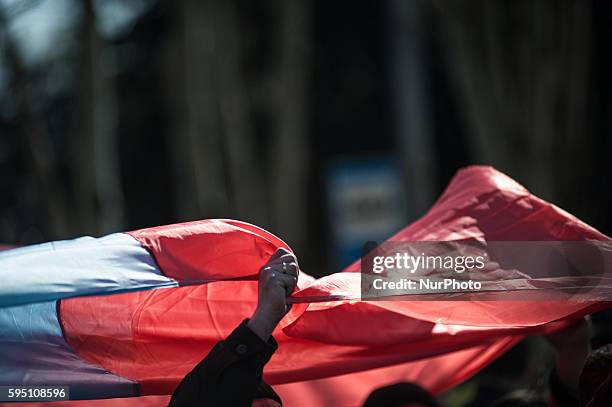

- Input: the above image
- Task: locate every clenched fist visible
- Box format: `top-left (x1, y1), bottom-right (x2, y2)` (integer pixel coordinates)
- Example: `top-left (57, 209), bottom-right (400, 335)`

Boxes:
top-left (247, 248), bottom-right (299, 340)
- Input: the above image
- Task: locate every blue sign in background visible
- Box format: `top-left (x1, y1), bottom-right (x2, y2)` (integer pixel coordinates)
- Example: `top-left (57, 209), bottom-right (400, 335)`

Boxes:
top-left (326, 156), bottom-right (408, 270)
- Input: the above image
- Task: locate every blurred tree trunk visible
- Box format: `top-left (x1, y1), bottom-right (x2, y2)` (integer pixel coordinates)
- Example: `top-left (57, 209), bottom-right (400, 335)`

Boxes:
top-left (389, 0), bottom-right (438, 218)
top-left (162, 0), bottom-right (231, 220)
top-left (90, 34), bottom-right (125, 233)
top-left (433, 0), bottom-right (591, 202)
top-left (162, 0), bottom-right (268, 224)
top-left (212, 0), bottom-right (268, 226)
top-left (72, 0), bottom-right (124, 234)
top-left (270, 0), bottom-right (311, 253)
top-left (0, 8), bottom-right (70, 240)
top-left (160, 0), bottom-right (312, 252)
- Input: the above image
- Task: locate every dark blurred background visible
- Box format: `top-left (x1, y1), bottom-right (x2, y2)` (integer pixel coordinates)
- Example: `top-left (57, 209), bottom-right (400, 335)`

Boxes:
top-left (1, 0), bottom-right (611, 276)
top-left (1, 1), bottom-right (612, 405)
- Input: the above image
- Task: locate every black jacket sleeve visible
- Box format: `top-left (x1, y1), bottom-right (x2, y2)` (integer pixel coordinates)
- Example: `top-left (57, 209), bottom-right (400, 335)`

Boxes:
top-left (168, 319), bottom-right (280, 407)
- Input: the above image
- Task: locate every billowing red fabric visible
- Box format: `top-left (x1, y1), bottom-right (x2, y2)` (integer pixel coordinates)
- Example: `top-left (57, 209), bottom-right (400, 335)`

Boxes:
top-left (127, 219), bottom-right (292, 282)
top-left (54, 166), bottom-right (611, 405)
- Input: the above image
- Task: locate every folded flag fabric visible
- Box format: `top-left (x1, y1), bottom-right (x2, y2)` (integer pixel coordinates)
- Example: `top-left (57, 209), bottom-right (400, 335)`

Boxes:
top-left (0, 166), bottom-right (610, 403)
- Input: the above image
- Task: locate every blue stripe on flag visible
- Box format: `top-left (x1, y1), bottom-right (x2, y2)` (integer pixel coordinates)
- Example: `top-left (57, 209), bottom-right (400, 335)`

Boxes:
top-left (0, 301), bottom-right (139, 399)
top-left (0, 233), bottom-right (177, 308)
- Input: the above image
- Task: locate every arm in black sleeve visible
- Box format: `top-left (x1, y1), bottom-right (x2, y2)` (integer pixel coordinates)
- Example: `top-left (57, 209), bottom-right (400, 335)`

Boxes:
top-left (168, 319), bottom-right (279, 407)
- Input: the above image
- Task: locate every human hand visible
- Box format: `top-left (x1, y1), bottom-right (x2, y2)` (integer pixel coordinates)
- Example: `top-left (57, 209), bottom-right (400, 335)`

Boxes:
top-left (247, 248), bottom-right (299, 340)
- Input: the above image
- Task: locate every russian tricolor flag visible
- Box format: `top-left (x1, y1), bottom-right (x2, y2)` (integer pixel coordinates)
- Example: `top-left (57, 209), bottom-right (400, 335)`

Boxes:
top-left (1, 166), bottom-right (610, 404)
top-left (0, 219), bottom-right (289, 399)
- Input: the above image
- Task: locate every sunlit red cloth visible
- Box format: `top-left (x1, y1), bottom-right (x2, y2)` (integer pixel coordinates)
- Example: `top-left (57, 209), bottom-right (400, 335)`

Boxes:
top-left (1, 166), bottom-right (610, 406)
